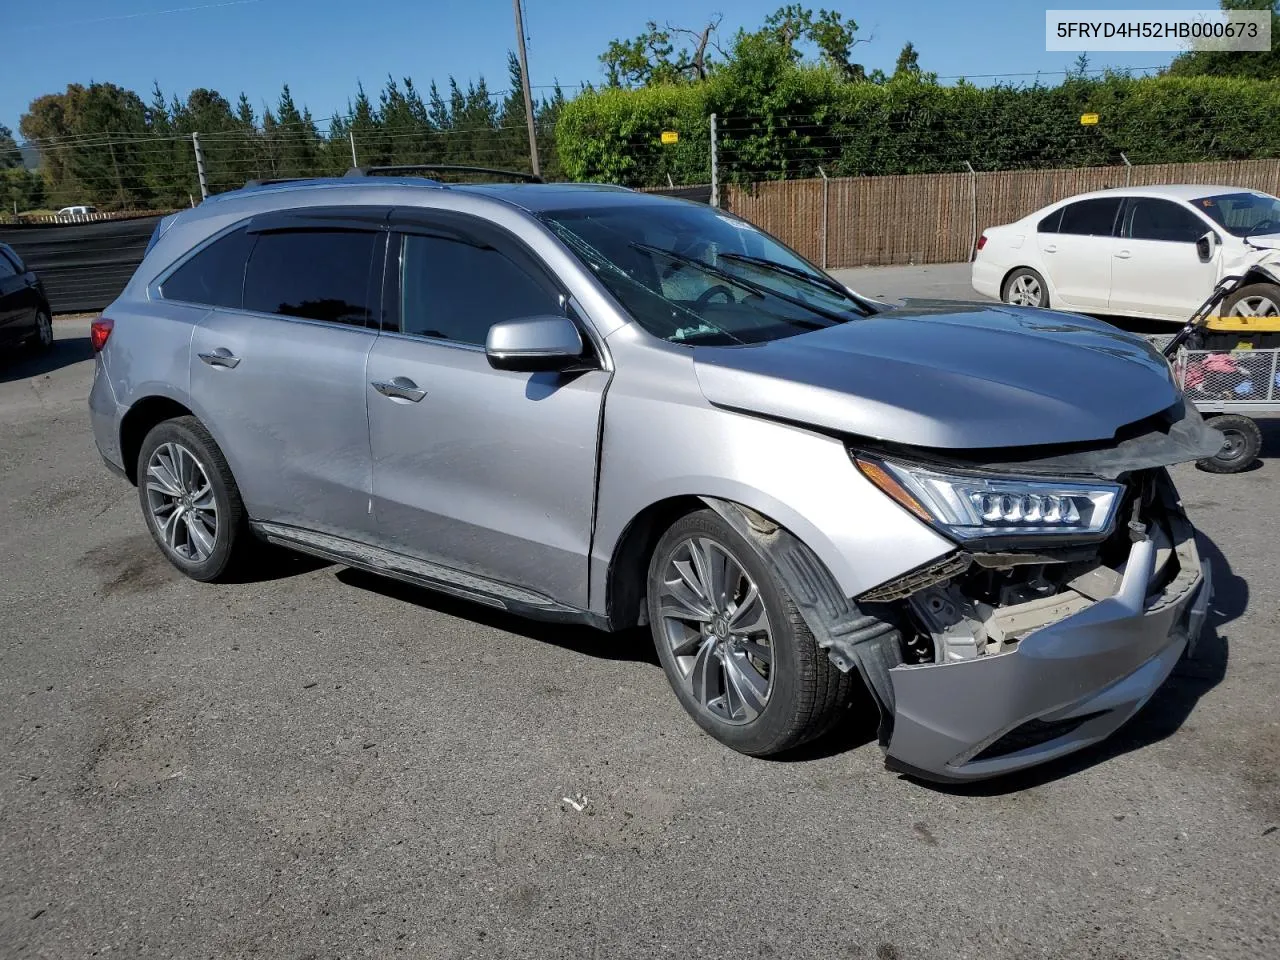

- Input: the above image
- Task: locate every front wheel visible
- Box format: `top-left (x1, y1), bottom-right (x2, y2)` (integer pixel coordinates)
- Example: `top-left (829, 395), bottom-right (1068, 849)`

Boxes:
top-left (30, 309), bottom-right (53, 352)
top-left (1196, 414), bottom-right (1262, 474)
top-left (1221, 281), bottom-right (1280, 321)
top-left (1002, 267), bottom-right (1049, 308)
top-left (646, 509), bottom-right (852, 757)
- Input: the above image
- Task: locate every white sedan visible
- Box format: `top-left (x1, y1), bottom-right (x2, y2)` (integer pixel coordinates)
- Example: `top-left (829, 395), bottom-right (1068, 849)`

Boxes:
top-left (972, 184), bottom-right (1280, 323)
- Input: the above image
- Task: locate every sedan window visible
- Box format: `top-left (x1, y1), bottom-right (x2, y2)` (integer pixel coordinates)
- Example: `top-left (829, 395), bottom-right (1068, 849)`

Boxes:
top-left (1125, 198), bottom-right (1207, 243)
top-left (1057, 198), bottom-right (1122, 237)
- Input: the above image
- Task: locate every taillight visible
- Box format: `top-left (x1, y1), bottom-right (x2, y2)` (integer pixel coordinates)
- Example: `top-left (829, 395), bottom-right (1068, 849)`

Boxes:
top-left (90, 317), bottom-right (114, 352)
top-left (976, 233), bottom-right (988, 251)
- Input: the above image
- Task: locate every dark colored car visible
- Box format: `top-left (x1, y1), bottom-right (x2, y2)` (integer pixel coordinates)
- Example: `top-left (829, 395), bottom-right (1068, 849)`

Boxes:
top-left (0, 242), bottom-right (53, 353)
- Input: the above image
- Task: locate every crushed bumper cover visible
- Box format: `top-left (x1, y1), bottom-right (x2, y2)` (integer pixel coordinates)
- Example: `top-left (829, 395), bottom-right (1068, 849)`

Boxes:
top-left (884, 509), bottom-right (1210, 782)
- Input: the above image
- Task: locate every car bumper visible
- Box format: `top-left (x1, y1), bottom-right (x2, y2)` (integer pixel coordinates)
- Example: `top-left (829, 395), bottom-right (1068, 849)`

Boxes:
top-left (971, 258), bottom-right (1003, 301)
top-left (88, 358), bottom-right (125, 474)
top-left (883, 500), bottom-right (1211, 782)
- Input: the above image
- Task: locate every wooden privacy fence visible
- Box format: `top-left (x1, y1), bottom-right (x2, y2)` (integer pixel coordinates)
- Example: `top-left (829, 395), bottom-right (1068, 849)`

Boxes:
top-left (724, 158), bottom-right (1280, 269)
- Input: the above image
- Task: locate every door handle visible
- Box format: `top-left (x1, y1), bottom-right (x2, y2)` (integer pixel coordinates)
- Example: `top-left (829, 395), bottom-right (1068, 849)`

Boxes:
top-left (1043, 244), bottom-right (1057, 253)
top-left (372, 377), bottom-right (426, 402)
top-left (198, 348), bottom-right (240, 368)
top-left (1115, 250), bottom-right (1132, 259)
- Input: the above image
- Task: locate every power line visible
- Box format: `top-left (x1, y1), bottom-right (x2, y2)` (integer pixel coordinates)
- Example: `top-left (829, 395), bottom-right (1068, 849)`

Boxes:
top-left (11, 0), bottom-right (266, 32)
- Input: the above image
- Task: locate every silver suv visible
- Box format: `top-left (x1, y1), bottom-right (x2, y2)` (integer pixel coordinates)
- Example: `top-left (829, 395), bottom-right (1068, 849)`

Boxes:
top-left (89, 171), bottom-right (1217, 781)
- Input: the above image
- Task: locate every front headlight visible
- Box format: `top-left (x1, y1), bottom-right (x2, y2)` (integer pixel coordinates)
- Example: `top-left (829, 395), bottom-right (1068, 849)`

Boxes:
top-left (854, 456), bottom-right (1122, 541)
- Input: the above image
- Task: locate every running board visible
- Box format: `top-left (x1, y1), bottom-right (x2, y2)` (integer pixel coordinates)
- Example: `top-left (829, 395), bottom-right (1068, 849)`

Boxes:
top-left (252, 522), bottom-right (602, 626)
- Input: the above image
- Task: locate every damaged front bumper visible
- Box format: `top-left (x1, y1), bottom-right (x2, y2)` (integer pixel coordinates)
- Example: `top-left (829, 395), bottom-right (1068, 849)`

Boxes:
top-left (882, 482), bottom-right (1211, 782)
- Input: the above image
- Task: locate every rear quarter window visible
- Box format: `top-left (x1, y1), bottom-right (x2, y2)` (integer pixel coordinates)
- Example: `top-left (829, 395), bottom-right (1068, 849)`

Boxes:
top-left (160, 226), bottom-right (255, 308)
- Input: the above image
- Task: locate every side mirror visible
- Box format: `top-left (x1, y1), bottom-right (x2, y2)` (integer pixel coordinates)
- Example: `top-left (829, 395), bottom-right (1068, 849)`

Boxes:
top-left (485, 315), bottom-right (588, 372)
top-left (1196, 231), bottom-right (1219, 263)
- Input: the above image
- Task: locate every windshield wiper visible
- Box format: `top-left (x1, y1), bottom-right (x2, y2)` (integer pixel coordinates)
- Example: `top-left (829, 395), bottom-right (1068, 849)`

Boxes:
top-left (715, 252), bottom-right (863, 305)
top-left (631, 242), bottom-right (857, 327)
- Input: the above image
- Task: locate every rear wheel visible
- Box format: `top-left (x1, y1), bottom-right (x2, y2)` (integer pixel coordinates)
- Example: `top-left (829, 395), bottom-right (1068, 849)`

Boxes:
top-left (136, 416), bottom-right (251, 581)
top-left (1197, 414), bottom-right (1262, 474)
top-left (29, 309), bottom-right (53, 352)
top-left (646, 509), bottom-right (851, 757)
top-left (1002, 267), bottom-right (1049, 308)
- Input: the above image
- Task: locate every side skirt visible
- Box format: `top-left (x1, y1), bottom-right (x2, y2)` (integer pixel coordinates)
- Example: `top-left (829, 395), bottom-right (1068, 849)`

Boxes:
top-left (252, 521), bottom-right (611, 630)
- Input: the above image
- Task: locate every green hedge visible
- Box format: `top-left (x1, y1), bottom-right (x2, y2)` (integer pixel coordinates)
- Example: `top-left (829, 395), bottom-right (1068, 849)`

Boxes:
top-left (556, 71), bottom-right (1280, 185)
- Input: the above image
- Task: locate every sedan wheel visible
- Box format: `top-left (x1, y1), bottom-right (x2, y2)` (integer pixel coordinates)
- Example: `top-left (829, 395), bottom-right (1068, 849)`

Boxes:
top-left (1229, 295), bottom-right (1280, 318)
top-left (1001, 268), bottom-right (1049, 309)
top-left (33, 310), bottom-right (53, 351)
top-left (145, 441), bottom-right (219, 563)
top-left (656, 536), bottom-right (775, 725)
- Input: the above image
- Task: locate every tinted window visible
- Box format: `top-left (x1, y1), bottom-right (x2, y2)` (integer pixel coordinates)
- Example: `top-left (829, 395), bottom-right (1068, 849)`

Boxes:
top-left (1038, 209), bottom-right (1063, 233)
top-left (399, 233), bottom-right (560, 344)
top-left (2, 247), bottom-right (26, 273)
top-left (1126, 198), bottom-right (1207, 243)
top-left (243, 229), bottom-right (379, 326)
top-left (0, 253), bottom-right (16, 279)
top-left (1058, 198), bottom-right (1121, 237)
top-left (161, 226), bottom-right (255, 307)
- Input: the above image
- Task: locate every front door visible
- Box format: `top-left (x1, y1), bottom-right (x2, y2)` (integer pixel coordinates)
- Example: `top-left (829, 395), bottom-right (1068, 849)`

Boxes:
top-left (366, 216), bottom-right (607, 609)
top-left (1108, 197), bottom-right (1219, 321)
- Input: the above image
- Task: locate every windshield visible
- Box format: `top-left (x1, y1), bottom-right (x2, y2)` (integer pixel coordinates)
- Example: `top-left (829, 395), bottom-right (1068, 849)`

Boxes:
top-left (539, 202), bottom-right (872, 345)
top-left (1194, 191), bottom-right (1280, 237)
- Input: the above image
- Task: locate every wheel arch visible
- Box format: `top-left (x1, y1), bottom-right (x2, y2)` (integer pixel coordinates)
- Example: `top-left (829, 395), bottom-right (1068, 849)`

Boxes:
top-left (119, 395), bottom-right (195, 484)
top-left (1000, 264), bottom-right (1050, 304)
top-left (603, 495), bottom-right (706, 630)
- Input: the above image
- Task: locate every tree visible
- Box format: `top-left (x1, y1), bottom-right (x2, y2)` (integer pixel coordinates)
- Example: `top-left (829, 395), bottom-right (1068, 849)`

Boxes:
top-left (600, 16), bottom-right (724, 87)
top-left (1167, 0), bottom-right (1280, 78)
top-left (1, 124), bottom-right (24, 170)
top-left (893, 42), bottom-right (920, 78)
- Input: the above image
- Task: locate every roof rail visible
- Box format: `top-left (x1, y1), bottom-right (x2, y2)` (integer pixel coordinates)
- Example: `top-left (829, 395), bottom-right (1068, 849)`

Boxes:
top-left (243, 177), bottom-right (328, 188)
top-left (344, 164), bottom-right (543, 184)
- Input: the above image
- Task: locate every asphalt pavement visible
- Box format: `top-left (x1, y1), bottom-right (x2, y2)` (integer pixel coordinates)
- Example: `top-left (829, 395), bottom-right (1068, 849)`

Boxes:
top-left (1, 311), bottom-right (1277, 960)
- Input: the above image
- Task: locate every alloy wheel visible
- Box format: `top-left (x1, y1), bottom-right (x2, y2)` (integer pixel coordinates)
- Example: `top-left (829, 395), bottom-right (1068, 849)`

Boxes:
top-left (1229, 295), bottom-right (1280, 318)
top-left (36, 311), bottom-right (53, 347)
top-left (1006, 275), bottom-right (1042, 307)
top-left (144, 442), bottom-right (219, 562)
top-left (656, 537), bottom-right (775, 725)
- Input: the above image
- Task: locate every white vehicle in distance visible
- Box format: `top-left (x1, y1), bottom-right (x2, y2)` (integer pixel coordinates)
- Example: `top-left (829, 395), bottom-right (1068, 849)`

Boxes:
top-left (972, 185), bottom-right (1280, 323)
top-left (55, 205), bottom-right (97, 220)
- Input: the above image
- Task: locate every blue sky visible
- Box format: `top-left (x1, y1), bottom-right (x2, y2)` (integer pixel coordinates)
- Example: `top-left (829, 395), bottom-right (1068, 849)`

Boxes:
top-left (3, 0), bottom-right (1208, 138)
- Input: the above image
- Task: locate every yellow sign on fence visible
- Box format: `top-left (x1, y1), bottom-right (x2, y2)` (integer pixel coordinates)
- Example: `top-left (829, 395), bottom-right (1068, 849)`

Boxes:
top-left (660, 130), bottom-right (679, 144)
top-left (1080, 113), bottom-right (1099, 126)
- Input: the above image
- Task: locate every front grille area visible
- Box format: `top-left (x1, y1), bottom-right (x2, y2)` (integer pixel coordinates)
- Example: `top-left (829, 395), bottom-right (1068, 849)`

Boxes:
top-left (971, 711), bottom-right (1108, 761)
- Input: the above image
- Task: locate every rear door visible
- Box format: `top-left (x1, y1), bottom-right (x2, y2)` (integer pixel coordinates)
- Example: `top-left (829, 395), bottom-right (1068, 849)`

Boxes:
top-left (364, 210), bottom-right (607, 608)
top-left (180, 211), bottom-right (387, 540)
top-left (0, 248), bottom-right (29, 345)
top-left (1108, 196), bottom-right (1219, 321)
top-left (1035, 197), bottom-right (1122, 310)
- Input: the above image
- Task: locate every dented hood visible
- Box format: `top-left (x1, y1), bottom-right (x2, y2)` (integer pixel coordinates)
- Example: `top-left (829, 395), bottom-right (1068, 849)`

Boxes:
top-left (692, 304), bottom-right (1180, 449)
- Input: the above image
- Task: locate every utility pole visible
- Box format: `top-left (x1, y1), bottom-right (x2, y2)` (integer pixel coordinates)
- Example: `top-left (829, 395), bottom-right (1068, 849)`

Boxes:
top-left (349, 131), bottom-right (359, 169)
top-left (108, 141), bottom-right (127, 209)
top-left (192, 133), bottom-right (209, 200)
top-left (513, 0), bottom-right (541, 179)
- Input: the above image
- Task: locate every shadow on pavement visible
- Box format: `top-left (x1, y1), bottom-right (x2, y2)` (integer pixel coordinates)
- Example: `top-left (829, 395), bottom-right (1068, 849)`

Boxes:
top-left (0, 336), bottom-right (93, 383)
top-left (334, 567), bottom-right (661, 666)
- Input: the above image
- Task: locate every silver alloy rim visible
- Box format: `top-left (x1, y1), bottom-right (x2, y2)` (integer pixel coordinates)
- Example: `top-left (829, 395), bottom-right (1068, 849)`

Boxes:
top-left (1230, 295), bottom-right (1280, 318)
top-left (37, 311), bottom-right (52, 346)
top-left (657, 537), bottom-right (774, 725)
top-left (1006, 275), bottom-right (1042, 307)
top-left (145, 442), bottom-right (218, 562)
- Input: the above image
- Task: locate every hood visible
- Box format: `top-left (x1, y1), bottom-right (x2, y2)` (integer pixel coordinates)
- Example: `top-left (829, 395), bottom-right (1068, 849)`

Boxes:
top-left (692, 304), bottom-right (1179, 449)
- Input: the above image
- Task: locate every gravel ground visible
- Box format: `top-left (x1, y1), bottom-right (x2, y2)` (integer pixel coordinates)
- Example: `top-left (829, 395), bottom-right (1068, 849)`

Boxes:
top-left (1, 314), bottom-right (1277, 960)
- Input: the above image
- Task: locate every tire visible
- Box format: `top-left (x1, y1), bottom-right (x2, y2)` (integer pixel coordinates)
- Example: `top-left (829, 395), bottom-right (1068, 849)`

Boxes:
top-left (1221, 281), bottom-right (1280, 321)
top-left (136, 416), bottom-right (251, 581)
top-left (646, 509), bottom-right (852, 757)
top-left (1001, 267), bottom-right (1049, 308)
top-left (1196, 414), bottom-right (1262, 474)
top-left (29, 308), bottom-right (53, 353)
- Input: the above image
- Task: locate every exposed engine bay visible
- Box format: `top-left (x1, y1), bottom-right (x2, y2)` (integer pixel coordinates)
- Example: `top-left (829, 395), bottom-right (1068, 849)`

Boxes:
top-left (880, 468), bottom-right (1194, 666)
